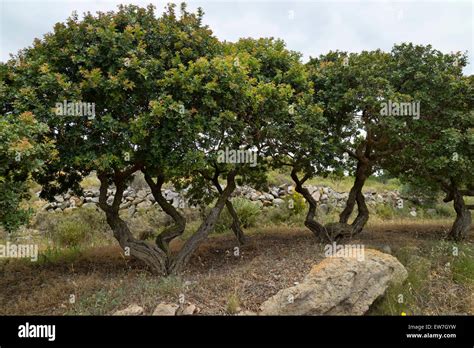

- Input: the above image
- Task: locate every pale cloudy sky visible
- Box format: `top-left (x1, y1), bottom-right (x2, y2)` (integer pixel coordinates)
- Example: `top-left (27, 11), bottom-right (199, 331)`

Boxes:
top-left (1, 0), bottom-right (472, 73)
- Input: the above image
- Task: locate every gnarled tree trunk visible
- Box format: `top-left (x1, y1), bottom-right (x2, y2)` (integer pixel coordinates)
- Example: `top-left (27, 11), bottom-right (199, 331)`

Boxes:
top-left (338, 159), bottom-right (371, 236)
top-left (143, 171), bottom-right (186, 256)
top-left (351, 189), bottom-right (369, 235)
top-left (339, 160), bottom-right (370, 224)
top-left (212, 177), bottom-right (246, 245)
top-left (291, 168), bottom-right (331, 242)
top-left (168, 170), bottom-right (238, 274)
top-left (98, 172), bottom-right (168, 275)
top-left (447, 187), bottom-right (472, 241)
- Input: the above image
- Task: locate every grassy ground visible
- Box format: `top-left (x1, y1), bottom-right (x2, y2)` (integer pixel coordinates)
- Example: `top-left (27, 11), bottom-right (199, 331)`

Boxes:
top-left (0, 221), bottom-right (472, 315)
top-left (3, 172), bottom-right (471, 315)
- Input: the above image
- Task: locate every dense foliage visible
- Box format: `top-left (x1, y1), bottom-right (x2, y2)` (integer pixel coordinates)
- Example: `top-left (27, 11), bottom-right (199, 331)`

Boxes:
top-left (0, 3), bottom-right (472, 274)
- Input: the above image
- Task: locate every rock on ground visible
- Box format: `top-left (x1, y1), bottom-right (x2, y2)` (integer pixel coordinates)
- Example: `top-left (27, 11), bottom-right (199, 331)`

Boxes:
top-left (260, 249), bottom-right (407, 315)
top-left (152, 303), bottom-right (179, 316)
top-left (176, 303), bottom-right (200, 315)
top-left (113, 304), bottom-right (144, 316)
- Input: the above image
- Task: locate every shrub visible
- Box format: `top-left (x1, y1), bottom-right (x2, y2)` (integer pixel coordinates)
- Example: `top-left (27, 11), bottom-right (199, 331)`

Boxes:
top-left (264, 205), bottom-right (287, 224)
top-left (53, 219), bottom-right (88, 247)
top-left (434, 204), bottom-right (455, 218)
top-left (215, 198), bottom-right (261, 233)
top-left (75, 206), bottom-right (110, 234)
top-left (226, 293), bottom-right (241, 314)
top-left (38, 246), bottom-right (83, 265)
top-left (36, 206), bottom-right (110, 247)
top-left (80, 173), bottom-right (100, 189)
top-left (263, 195), bottom-right (307, 227)
top-left (285, 192), bottom-right (306, 216)
top-left (374, 204), bottom-right (395, 220)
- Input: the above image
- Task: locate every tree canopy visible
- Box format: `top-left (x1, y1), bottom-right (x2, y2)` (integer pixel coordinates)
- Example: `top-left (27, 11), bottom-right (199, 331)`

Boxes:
top-left (1, 3), bottom-right (472, 275)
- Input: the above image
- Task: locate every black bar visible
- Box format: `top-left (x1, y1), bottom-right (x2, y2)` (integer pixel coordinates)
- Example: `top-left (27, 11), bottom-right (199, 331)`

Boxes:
top-left (0, 316), bottom-right (472, 346)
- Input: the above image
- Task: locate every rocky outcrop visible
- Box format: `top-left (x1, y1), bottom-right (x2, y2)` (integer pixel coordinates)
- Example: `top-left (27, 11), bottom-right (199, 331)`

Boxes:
top-left (260, 249), bottom-right (407, 315)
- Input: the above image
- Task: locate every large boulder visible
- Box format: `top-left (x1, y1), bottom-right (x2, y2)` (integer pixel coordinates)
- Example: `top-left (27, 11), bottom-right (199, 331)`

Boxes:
top-left (260, 249), bottom-right (407, 315)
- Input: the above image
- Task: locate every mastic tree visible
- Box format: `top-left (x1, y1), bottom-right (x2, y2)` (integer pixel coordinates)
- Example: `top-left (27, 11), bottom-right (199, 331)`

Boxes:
top-left (307, 49), bottom-right (417, 236)
top-left (0, 64), bottom-right (54, 232)
top-left (0, 111), bottom-right (53, 233)
top-left (226, 38), bottom-right (340, 241)
top-left (133, 52), bottom-right (271, 273)
top-left (6, 3), bottom-right (280, 274)
top-left (4, 3), bottom-right (240, 274)
top-left (381, 44), bottom-right (473, 241)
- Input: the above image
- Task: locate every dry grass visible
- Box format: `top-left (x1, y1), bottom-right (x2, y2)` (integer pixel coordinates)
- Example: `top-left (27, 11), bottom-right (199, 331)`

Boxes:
top-left (0, 222), bottom-right (472, 315)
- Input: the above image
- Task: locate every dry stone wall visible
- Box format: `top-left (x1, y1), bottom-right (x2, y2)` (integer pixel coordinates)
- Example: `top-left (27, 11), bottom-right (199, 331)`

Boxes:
top-left (39, 183), bottom-right (404, 217)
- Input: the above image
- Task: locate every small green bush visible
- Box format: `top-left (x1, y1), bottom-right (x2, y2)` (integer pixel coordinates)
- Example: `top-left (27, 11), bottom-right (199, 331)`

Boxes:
top-left (374, 204), bottom-right (395, 220)
top-left (264, 205), bottom-right (288, 224)
top-left (263, 194), bottom-right (307, 226)
top-left (36, 206), bottom-right (110, 247)
top-left (385, 178), bottom-right (402, 190)
top-left (80, 173), bottom-right (100, 189)
top-left (285, 192), bottom-right (306, 216)
top-left (215, 198), bottom-right (261, 233)
top-left (53, 219), bottom-right (88, 247)
top-left (435, 204), bottom-right (455, 218)
top-left (38, 246), bottom-right (82, 265)
top-left (75, 206), bottom-right (109, 234)
top-left (226, 293), bottom-right (241, 314)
